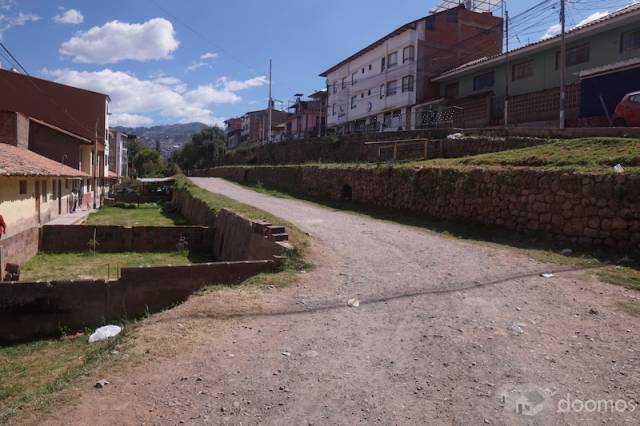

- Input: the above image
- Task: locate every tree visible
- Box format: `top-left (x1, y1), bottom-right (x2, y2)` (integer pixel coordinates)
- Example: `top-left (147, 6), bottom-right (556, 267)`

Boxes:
top-left (172, 126), bottom-right (225, 171)
top-left (128, 139), bottom-right (173, 178)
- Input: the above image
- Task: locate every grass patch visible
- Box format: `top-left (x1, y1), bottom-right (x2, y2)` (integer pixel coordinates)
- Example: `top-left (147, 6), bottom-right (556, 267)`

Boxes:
top-left (0, 325), bottom-right (129, 424)
top-left (618, 300), bottom-right (640, 317)
top-left (176, 175), bottom-right (308, 255)
top-left (21, 251), bottom-right (211, 281)
top-left (85, 203), bottom-right (188, 226)
top-left (598, 266), bottom-right (640, 291)
top-left (408, 137), bottom-right (640, 173)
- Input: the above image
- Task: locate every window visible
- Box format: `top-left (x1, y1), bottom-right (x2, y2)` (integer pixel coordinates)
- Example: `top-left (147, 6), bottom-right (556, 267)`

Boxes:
top-left (386, 80), bottom-right (398, 96)
top-left (380, 83), bottom-right (385, 99)
top-left (388, 52), bottom-right (398, 68)
top-left (42, 180), bottom-right (47, 202)
top-left (402, 75), bottom-right (414, 92)
top-left (445, 82), bottom-right (459, 98)
top-left (332, 82), bottom-right (337, 94)
top-left (52, 180), bottom-right (57, 199)
top-left (473, 71), bottom-right (494, 91)
top-left (65, 179), bottom-right (69, 189)
top-left (19, 180), bottom-right (27, 195)
top-left (369, 64), bottom-right (372, 71)
top-left (367, 89), bottom-right (371, 96)
top-left (332, 103), bottom-right (336, 116)
top-left (556, 44), bottom-right (590, 69)
top-left (341, 77), bottom-right (346, 90)
top-left (426, 16), bottom-right (435, 30)
top-left (512, 60), bottom-right (534, 81)
top-left (361, 92), bottom-right (365, 98)
top-left (403, 46), bottom-right (415, 63)
top-left (381, 57), bottom-right (386, 72)
top-left (621, 29), bottom-right (640, 53)
top-left (352, 72), bottom-right (357, 85)
top-left (362, 67), bottom-right (365, 74)
top-left (447, 9), bottom-right (458, 23)
top-left (351, 96), bottom-right (357, 109)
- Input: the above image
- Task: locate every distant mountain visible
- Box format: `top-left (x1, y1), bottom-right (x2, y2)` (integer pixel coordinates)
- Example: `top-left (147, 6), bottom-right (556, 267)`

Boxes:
top-left (115, 122), bottom-right (208, 158)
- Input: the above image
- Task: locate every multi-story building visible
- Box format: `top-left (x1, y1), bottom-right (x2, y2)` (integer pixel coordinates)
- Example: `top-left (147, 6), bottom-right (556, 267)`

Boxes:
top-left (0, 69), bottom-right (111, 205)
top-left (319, 5), bottom-right (502, 133)
top-left (432, 3), bottom-right (640, 127)
top-left (282, 93), bottom-right (325, 140)
top-left (240, 108), bottom-right (290, 144)
top-left (107, 129), bottom-right (129, 179)
top-left (224, 118), bottom-right (242, 149)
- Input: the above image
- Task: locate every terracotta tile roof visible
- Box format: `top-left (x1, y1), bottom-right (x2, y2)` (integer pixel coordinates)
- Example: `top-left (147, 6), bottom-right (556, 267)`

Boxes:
top-left (434, 3), bottom-right (640, 81)
top-left (0, 143), bottom-right (88, 177)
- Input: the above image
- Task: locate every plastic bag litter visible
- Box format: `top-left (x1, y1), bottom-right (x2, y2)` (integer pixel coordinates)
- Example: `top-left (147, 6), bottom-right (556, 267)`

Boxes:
top-left (89, 325), bottom-right (122, 343)
top-left (613, 164), bottom-right (625, 174)
top-left (347, 298), bottom-right (360, 308)
top-left (540, 273), bottom-right (555, 279)
top-left (447, 132), bottom-right (464, 140)
top-left (561, 248), bottom-right (573, 256)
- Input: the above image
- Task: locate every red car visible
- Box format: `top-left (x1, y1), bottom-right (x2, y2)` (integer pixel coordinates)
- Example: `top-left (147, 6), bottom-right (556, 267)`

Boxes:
top-left (614, 91), bottom-right (640, 127)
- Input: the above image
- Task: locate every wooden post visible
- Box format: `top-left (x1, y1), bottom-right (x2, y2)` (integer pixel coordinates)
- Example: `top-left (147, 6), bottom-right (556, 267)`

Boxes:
top-left (393, 142), bottom-right (398, 162)
top-left (423, 140), bottom-right (428, 160)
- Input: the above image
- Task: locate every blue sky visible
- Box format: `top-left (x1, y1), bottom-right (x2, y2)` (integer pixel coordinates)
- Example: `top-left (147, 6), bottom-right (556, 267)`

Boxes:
top-left (0, 0), bottom-right (634, 127)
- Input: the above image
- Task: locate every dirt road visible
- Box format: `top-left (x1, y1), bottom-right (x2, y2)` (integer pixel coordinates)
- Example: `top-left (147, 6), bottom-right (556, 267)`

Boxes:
top-left (35, 177), bottom-right (639, 425)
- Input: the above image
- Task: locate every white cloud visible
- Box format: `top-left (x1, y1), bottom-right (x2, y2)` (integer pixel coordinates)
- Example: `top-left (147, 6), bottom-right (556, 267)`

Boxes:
top-left (200, 52), bottom-right (218, 60)
top-left (41, 68), bottom-right (262, 126)
top-left (0, 10), bottom-right (39, 40)
top-left (187, 61), bottom-right (207, 72)
top-left (541, 10), bottom-right (612, 40)
top-left (111, 113), bottom-right (153, 127)
top-left (53, 9), bottom-right (83, 25)
top-left (59, 18), bottom-right (179, 64)
top-left (216, 75), bottom-right (268, 91)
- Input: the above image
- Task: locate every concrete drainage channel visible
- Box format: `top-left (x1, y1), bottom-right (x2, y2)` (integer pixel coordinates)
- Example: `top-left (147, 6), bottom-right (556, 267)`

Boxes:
top-left (0, 190), bottom-right (293, 343)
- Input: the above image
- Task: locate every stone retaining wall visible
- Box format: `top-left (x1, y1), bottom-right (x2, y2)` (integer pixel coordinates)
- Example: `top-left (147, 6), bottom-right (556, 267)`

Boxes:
top-left (195, 166), bottom-right (640, 251)
top-left (0, 260), bottom-right (275, 342)
top-left (41, 225), bottom-right (213, 253)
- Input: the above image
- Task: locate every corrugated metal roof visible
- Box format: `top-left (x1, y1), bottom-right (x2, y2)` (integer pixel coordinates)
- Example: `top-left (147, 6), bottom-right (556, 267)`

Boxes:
top-left (0, 144), bottom-right (88, 177)
top-left (434, 3), bottom-right (640, 81)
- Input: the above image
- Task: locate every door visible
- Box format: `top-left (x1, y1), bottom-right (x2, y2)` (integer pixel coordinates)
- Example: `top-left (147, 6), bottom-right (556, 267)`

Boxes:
top-left (58, 179), bottom-right (62, 214)
top-left (35, 180), bottom-right (41, 224)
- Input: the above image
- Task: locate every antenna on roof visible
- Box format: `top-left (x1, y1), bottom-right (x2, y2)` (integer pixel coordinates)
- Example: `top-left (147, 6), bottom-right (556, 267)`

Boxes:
top-left (431, 0), bottom-right (501, 13)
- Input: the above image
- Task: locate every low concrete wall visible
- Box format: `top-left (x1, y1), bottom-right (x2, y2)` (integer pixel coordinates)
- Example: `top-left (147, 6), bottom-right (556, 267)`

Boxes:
top-left (172, 187), bottom-right (291, 261)
top-left (41, 225), bottom-right (213, 253)
top-left (0, 227), bottom-right (40, 276)
top-left (196, 165), bottom-right (640, 252)
top-left (0, 260), bottom-right (275, 342)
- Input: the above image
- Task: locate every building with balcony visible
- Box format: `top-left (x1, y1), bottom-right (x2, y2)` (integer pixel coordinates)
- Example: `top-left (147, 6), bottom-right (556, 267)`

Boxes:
top-left (319, 5), bottom-right (502, 133)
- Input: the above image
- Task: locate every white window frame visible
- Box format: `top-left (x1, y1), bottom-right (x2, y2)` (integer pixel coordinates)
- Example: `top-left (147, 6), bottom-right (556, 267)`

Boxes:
top-left (388, 52), bottom-right (398, 68)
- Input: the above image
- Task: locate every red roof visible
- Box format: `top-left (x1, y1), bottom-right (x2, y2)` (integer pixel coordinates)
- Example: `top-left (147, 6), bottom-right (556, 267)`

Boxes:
top-left (0, 144), bottom-right (88, 177)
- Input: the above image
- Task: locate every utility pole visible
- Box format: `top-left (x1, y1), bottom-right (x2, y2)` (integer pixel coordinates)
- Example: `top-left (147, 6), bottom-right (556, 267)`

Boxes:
top-left (504, 7), bottom-right (510, 128)
top-left (559, 0), bottom-right (566, 129)
top-left (267, 59), bottom-right (273, 144)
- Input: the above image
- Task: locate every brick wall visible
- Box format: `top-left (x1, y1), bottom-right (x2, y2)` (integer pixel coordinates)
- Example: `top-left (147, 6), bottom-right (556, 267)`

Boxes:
top-left (28, 121), bottom-right (83, 168)
top-left (0, 260), bottom-right (276, 342)
top-left (0, 111), bottom-right (28, 149)
top-left (41, 225), bottom-right (214, 253)
top-left (0, 227), bottom-right (40, 276)
top-left (197, 165), bottom-right (640, 252)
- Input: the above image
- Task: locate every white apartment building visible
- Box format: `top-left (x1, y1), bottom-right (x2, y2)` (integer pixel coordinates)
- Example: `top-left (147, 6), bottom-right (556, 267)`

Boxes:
top-left (319, 6), bottom-right (503, 133)
top-left (321, 24), bottom-right (423, 133)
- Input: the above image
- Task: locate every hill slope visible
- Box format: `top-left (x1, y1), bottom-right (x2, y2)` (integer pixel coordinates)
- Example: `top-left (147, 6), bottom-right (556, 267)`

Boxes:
top-left (116, 122), bottom-right (207, 157)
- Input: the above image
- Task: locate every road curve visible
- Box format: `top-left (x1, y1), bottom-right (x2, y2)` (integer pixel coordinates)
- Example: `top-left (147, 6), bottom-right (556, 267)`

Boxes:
top-left (37, 177), bottom-right (640, 426)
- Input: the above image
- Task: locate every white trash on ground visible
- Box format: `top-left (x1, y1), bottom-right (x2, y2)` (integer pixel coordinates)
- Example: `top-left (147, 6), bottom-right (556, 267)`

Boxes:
top-left (561, 248), bottom-right (573, 256)
top-left (613, 164), bottom-right (625, 174)
top-left (507, 324), bottom-right (524, 336)
top-left (89, 325), bottom-right (122, 343)
top-left (540, 273), bottom-right (555, 279)
top-left (347, 298), bottom-right (360, 308)
top-left (447, 132), bottom-right (464, 140)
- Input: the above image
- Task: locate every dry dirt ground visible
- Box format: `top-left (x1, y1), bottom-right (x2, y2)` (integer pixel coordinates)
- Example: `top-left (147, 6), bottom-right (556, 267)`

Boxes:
top-left (23, 177), bottom-right (640, 425)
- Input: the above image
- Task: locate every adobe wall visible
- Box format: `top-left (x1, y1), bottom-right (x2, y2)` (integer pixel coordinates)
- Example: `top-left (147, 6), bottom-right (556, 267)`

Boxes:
top-left (0, 260), bottom-right (275, 342)
top-left (41, 225), bottom-right (213, 253)
top-left (196, 166), bottom-right (640, 252)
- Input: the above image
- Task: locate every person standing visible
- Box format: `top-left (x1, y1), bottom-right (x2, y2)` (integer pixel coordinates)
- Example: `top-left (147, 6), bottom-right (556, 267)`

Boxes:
top-left (0, 213), bottom-right (6, 240)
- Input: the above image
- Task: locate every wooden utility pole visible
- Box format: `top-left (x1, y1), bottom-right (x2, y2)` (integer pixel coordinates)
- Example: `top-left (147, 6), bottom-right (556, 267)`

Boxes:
top-left (559, 0), bottom-right (567, 129)
top-left (267, 59), bottom-right (273, 143)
